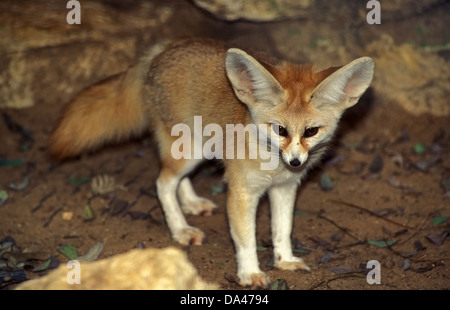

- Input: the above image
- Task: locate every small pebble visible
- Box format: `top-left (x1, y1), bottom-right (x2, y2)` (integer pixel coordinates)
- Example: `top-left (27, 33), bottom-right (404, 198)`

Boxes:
top-left (369, 155), bottom-right (383, 173)
top-left (61, 211), bottom-right (73, 221)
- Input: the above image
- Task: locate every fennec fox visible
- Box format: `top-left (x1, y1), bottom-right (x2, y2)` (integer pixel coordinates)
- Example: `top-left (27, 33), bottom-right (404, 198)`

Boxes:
top-left (50, 38), bottom-right (374, 288)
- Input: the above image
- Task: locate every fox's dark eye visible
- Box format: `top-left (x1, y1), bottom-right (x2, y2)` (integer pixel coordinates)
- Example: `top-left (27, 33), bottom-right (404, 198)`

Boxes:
top-left (304, 127), bottom-right (319, 138)
top-left (271, 124), bottom-right (288, 137)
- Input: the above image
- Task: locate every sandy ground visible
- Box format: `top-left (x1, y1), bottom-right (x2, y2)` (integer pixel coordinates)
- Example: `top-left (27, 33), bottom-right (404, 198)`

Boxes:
top-left (1, 0), bottom-right (449, 290)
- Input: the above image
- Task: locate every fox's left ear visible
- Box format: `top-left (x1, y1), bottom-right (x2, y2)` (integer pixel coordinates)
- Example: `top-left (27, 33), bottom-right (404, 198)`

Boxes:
top-left (225, 48), bottom-right (285, 108)
top-left (311, 57), bottom-right (374, 109)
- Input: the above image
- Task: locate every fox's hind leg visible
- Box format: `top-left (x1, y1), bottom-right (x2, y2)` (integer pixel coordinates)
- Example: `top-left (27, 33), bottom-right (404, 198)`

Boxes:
top-left (178, 177), bottom-right (217, 216)
top-left (154, 120), bottom-right (208, 245)
top-left (156, 158), bottom-right (206, 245)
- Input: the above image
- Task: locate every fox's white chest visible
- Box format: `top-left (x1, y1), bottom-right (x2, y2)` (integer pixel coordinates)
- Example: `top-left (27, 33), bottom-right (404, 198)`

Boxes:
top-left (271, 165), bottom-right (306, 186)
top-left (246, 163), bottom-right (306, 194)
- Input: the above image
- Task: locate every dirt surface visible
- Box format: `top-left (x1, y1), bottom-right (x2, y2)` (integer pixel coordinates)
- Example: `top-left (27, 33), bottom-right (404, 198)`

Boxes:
top-left (1, 0), bottom-right (449, 290)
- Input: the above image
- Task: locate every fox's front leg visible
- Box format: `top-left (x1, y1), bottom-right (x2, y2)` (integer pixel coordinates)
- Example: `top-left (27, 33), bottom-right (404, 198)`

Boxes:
top-left (227, 184), bottom-right (269, 288)
top-left (268, 183), bottom-right (311, 272)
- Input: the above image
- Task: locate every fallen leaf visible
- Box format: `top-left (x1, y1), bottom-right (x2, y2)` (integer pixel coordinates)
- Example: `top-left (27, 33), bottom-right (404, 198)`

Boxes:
top-left (210, 183), bottom-right (227, 195)
top-left (393, 229), bottom-right (408, 237)
top-left (319, 252), bottom-right (332, 264)
top-left (127, 211), bottom-right (149, 220)
top-left (373, 208), bottom-right (396, 217)
top-left (0, 158), bottom-right (25, 167)
top-left (83, 205), bottom-right (95, 221)
top-left (292, 248), bottom-right (309, 254)
top-left (325, 155), bottom-right (347, 167)
top-left (223, 272), bottom-right (239, 285)
top-left (426, 231), bottom-right (449, 246)
top-left (294, 210), bottom-right (308, 216)
top-left (432, 216), bottom-right (447, 225)
top-left (68, 177), bottom-right (91, 185)
top-left (413, 142), bottom-right (426, 155)
top-left (330, 230), bottom-right (345, 242)
top-left (0, 191), bottom-right (8, 207)
top-left (1, 251), bottom-right (49, 263)
top-left (413, 240), bottom-right (426, 251)
top-left (330, 266), bottom-right (355, 274)
top-left (388, 175), bottom-right (420, 195)
top-left (270, 278), bottom-right (289, 290)
top-left (319, 173), bottom-right (333, 191)
top-left (413, 154), bottom-right (441, 171)
top-left (369, 155), bottom-right (383, 173)
top-left (293, 239), bottom-right (314, 253)
top-left (32, 256), bottom-right (60, 272)
top-left (0, 270), bottom-right (27, 284)
top-left (58, 245), bottom-right (78, 260)
top-left (308, 236), bottom-right (330, 248)
top-left (412, 264), bottom-right (435, 273)
top-left (402, 258), bottom-right (411, 271)
top-left (33, 258), bottom-right (51, 272)
top-left (0, 237), bottom-right (16, 250)
top-left (111, 200), bottom-right (132, 216)
top-left (9, 175), bottom-right (29, 191)
top-left (367, 239), bottom-right (397, 248)
top-left (77, 242), bottom-right (103, 262)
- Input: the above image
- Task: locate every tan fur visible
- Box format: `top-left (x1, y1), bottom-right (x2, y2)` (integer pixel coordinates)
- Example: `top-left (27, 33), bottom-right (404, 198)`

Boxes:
top-left (49, 38), bottom-right (374, 288)
top-left (49, 64), bottom-right (147, 159)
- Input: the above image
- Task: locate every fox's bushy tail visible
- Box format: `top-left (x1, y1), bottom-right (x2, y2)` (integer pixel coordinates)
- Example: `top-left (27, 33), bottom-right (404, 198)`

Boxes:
top-left (49, 64), bottom-right (147, 160)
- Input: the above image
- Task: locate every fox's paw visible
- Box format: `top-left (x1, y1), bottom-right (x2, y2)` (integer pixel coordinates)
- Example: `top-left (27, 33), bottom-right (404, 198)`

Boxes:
top-left (181, 198), bottom-right (217, 216)
top-left (275, 257), bottom-right (311, 272)
top-left (238, 272), bottom-right (270, 289)
top-left (173, 227), bottom-right (205, 246)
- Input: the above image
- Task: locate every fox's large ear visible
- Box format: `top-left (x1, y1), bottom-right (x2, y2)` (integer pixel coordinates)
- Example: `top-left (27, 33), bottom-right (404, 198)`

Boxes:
top-left (225, 48), bottom-right (285, 107)
top-left (311, 57), bottom-right (374, 109)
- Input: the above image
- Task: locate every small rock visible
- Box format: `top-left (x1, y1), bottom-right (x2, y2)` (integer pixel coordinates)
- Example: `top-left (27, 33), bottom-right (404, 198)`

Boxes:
top-left (369, 155), bottom-right (383, 173)
top-left (61, 211), bottom-right (73, 221)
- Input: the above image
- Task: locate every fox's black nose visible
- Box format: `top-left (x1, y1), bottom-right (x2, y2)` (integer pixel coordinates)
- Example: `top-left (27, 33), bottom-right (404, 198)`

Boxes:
top-left (289, 158), bottom-right (301, 167)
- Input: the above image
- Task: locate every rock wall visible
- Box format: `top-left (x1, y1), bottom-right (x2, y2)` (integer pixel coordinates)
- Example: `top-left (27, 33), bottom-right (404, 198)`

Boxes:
top-left (192, 0), bottom-right (447, 22)
top-left (1, 0), bottom-right (448, 117)
top-left (0, 1), bottom-right (172, 109)
top-left (367, 35), bottom-right (450, 117)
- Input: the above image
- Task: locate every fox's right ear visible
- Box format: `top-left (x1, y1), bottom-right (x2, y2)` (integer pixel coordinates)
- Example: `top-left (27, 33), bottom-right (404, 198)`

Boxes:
top-left (311, 57), bottom-right (374, 110)
top-left (225, 48), bottom-right (285, 108)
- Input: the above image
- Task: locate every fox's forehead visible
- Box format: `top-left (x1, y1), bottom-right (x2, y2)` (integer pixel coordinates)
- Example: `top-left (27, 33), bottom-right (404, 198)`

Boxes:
top-left (269, 62), bottom-right (340, 107)
top-left (268, 103), bottom-right (309, 129)
top-left (272, 64), bottom-right (318, 104)
top-left (264, 63), bottom-right (339, 128)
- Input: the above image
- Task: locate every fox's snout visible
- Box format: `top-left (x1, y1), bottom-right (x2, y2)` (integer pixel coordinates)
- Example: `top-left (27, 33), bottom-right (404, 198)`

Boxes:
top-left (289, 158), bottom-right (301, 167)
top-left (281, 149), bottom-right (309, 168)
